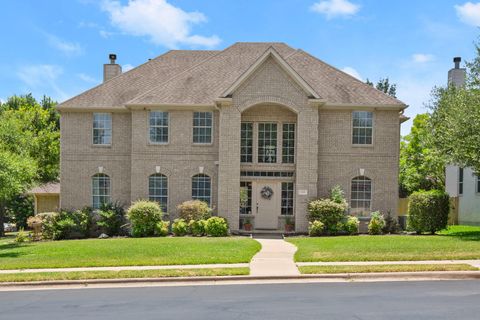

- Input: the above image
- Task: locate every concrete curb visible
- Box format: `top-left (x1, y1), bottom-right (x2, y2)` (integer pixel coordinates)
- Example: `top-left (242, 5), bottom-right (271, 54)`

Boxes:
top-left (1, 271), bottom-right (480, 288)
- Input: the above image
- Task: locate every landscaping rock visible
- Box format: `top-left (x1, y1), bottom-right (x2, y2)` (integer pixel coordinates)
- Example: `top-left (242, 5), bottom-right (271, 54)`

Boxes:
top-left (98, 233), bottom-right (109, 239)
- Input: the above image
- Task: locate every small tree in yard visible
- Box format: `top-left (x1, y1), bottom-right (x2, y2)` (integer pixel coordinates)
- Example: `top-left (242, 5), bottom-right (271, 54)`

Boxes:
top-left (408, 190), bottom-right (450, 234)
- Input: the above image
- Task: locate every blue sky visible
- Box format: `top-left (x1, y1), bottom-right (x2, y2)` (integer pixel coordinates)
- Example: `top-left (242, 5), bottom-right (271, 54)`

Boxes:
top-left (0, 0), bottom-right (479, 135)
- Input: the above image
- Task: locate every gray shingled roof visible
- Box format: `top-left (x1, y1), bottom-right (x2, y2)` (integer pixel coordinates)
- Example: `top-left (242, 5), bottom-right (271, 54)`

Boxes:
top-left (28, 182), bottom-right (60, 194)
top-left (58, 42), bottom-right (405, 109)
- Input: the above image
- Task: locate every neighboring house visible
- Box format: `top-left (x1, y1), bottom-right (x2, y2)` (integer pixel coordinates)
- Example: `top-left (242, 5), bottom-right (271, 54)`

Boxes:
top-left (56, 42), bottom-right (407, 233)
top-left (444, 58), bottom-right (479, 225)
top-left (28, 182), bottom-right (60, 214)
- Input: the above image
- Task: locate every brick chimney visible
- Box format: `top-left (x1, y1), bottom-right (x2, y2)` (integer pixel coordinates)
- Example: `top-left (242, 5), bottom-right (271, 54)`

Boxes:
top-left (103, 53), bottom-right (122, 82)
top-left (448, 57), bottom-right (466, 88)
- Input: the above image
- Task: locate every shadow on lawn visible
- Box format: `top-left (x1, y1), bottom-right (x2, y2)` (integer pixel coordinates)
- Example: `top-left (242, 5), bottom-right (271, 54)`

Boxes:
top-left (0, 242), bottom-right (31, 258)
top-left (438, 229), bottom-right (480, 241)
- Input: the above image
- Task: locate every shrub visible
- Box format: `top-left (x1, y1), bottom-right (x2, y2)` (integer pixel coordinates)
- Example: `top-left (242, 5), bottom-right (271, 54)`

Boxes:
top-left (172, 219), bottom-right (189, 236)
top-left (189, 219), bottom-right (207, 236)
top-left (35, 212), bottom-right (58, 240)
top-left (408, 190), bottom-right (450, 234)
top-left (127, 200), bottom-right (164, 237)
top-left (368, 211), bottom-right (385, 235)
top-left (155, 220), bottom-right (170, 237)
top-left (382, 211), bottom-right (399, 234)
top-left (15, 228), bottom-right (30, 243)
top-left (308, 199), bottom-right (347, 234)
top-left (27, 215), bottom-right (43, 240)
top-left (205, 217), bottom-right (228, 237)
top-left (330, 185), bottom-right (347, 206)
top-left (97, 202), bottom-right (126, 236)
top-left (308, 220), bottom-right (325, 236)
top-left (38, 209), bottom-right (92, 240)
top-left (343, 216), bottom-right (360, 235)
top-left (177, 200), bottom-right (212, 221)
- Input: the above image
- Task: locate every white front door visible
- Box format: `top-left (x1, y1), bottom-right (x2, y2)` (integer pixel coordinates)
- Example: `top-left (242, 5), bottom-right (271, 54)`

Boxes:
top-left (253, 181), bottom-right (280, 229)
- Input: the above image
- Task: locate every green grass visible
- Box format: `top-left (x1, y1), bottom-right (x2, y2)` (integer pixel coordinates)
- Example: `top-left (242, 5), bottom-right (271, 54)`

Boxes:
top-left (299, 264), bottom-right (478, 274)
top-left (0, 268), bottom-right (249, 283)
top-left (288, 225), bottom-right (480, 262)
top-left (0, 237), bottom-right (261, 269)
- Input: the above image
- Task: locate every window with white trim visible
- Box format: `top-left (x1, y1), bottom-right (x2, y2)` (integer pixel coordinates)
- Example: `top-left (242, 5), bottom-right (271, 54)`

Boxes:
top-left (192, 174), bottom-right (211, 206)
top-left (149, 112), bottom-right (169, 143)
top-left (281, 182), bottom-right (294, 215)
top-left (193, 112), bottom-right (212, 144)
top-left (352, 111), bottom-right (373, 145)
top-left (258, 123), bottom-right (277, 163)
top-left (241, 122), bottom-right (253, 163)
top-left (92, 173), bottom-right (110, 209)
top-left (351, 176), bottom-right (372, 211)
top-left (93, 113), bottom-right (112, 145)
top-left (149, 174), bottom-right (168, 212)
top-left (282, 123), bottom-right (295, 163)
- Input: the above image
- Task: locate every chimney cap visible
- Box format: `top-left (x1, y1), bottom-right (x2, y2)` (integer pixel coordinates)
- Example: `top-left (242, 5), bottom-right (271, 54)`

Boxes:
top-left (453, 57), bottom-right (461, 63)
top-left (109, 53), bottom-right (117, 64)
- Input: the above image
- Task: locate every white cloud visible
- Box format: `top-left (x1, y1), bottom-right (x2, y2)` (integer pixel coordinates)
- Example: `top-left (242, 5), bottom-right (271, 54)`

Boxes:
top-left (412, 53), bottom-right (435, 63)
top-left (46, 33), bottom-right (84, 56)
top-left (455, 2), bottom-right (480, 26)
top-left (17, 65), bottom-right (68, 100)
top-left (310, 0), bottom-right (360, 19)
top-left (77, 73), bottom-right (99, 83)
top-left (100, 0), bottom-right (221, 48)
top-left (123, 64), bottom-right (134, 72)
top-left (341, 66), bottom-right (362, 80)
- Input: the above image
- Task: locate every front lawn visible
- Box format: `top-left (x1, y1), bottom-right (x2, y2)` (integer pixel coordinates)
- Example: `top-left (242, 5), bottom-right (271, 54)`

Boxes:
top-left (0, 237), bottom-right (261, 269)
top-left (299, 264), bottom-right (478, 274)
top-left (288, 225), bottom-right (480, 262)
top-left (0, 267), bottom-right (249, 283)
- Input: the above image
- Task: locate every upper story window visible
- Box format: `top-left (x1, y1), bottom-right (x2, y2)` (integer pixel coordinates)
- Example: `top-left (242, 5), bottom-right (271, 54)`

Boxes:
top-left (459, 167), bottom-right (464, 195)
top-left (149, 173), bottom-right (168, 212)
top-left (92, 173), bottom-right (110, 209)
top-left (258, 123), bottom-right (277, 163)
top-left (352, 111), bottom-right (373, 145)
top-left (282, 123), bottom-right (295, 163)
top-left (93, 113), bottom-right (112, 145)
top-left (241, 122), bottom-right (253, 163)
top-left (351, 176), bottom-right (372, 212)
top-left (193, 112), bottom-right (212, 144)
top-left (149, 112), bottom-right (169, 143)
top-left (192, 174), bottom-right (211, 206)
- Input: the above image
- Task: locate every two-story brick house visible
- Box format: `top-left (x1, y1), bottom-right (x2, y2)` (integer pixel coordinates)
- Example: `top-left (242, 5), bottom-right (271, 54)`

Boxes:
top-left (57, 42), bottom-right (407, 233)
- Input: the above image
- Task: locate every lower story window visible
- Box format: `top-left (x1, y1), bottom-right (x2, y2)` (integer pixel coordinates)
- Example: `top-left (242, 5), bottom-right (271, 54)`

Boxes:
top-left (281, 182), bottom-right (294, 215)
top-left (92, 173), bottom-right (110, 209)
top-left (351, 176), bottom-right (372, 211)
top-left (192, 174), bottom-right (211, 206)
top-left (240, 181), bottom-right (252, 215)
top-left (149, 174), bottom-right (168, 212)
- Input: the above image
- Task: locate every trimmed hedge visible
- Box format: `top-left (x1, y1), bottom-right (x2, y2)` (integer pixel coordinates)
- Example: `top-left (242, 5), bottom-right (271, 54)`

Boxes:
top-left (408, 190), bottom-right (450, 234)
top-left (176, 200), bottom-right (212, 221)
top-left (205, 217), bottom-right (228, 237)
top-left (307, 199), bottom-right (347, 234)
top-left (127, 200), bottom-right (164, 237)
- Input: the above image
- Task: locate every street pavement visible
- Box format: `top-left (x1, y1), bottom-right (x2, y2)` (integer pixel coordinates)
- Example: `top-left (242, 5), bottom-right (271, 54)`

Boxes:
top-left (1, 280), bottom-right (479, 319)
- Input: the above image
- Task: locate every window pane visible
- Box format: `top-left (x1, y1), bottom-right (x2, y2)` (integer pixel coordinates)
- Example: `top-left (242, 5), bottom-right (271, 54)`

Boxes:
top-left (240, 181), bottom-right (252, 215)
top-left (350, 176), bottom-right (372, 212)
top-left (193, 112), bottom-right (213, 143)
top-left (258, 123), bottom-right (277, 163)
top-left (93, 113), bottom-right (112, 145)
top-left (149, 112), bottom-right (169, 143)
top-left (92, 174), bottom-right (111, 209)
top-left (149, 174), bottom-right (168, 212)
top-left (241, 122), bottom-right (253, 163)
top-left (192, 174), bottom-right (211, 206)
top-left (281, 182), bottom-right (294, 215)
top-left (352, 111), bottom-right (373, 145)
top-left (282, 123), bottom-right (295, 163)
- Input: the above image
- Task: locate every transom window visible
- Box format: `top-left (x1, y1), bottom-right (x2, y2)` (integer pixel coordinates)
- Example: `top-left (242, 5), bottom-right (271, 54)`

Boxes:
top-left (192, 174), bottom-right (211, 206)
top-left (258, 123), bottom-right (277, 163)
top-left (240, 181), bottom-right (252, 215)
top-left (149, 112), bottom-right (169, 143)
top-left (351, 176), bottom-right (372, 211)
top-left (241, 122), bottom-right (253, 163)
top-left (352, 111), bottom-right (373, 145)
top-left (92, 173), bottom-right (110, 209)
top-left (149, 174), bottom-right (168, 212)
top-left (93, 113), bottom-right (112, 145)
top-left (281, 182), bottom-right (294, 215)
top-left (282, 123), bottom-right (295, 163)
top-left (193, 112), bottom-right (212, 144)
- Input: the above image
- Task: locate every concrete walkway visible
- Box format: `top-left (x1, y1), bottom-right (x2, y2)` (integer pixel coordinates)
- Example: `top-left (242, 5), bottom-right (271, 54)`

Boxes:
top-left (250, 238), bottom-right (300, 276)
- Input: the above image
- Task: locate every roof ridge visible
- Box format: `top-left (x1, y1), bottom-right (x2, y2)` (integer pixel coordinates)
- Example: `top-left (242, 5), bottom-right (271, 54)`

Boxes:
top-left (295, 49), bottom-right (406, 105)
top-left (126, 44), bottom-right (239, 105)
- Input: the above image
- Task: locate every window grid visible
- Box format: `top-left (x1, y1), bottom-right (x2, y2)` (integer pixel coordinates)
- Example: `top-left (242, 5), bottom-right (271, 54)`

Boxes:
top-left (352, 111), bottom-right (373, 145)
top-left (192, 174), bottom-right (211, 206)
top-left (240, 181), bottom-right (252, 215)
top-left (149, 174), bottom-right (168, 212)
top-left (258, 123), bottom-right (277, 163)
top-left (282, 123), bottom-right (295, 163)
top-left (92, 174), bottom-right (110, 209)
top-left (241, 122), bottom-right (253, 163)
top-left (351, 176), bottom-right (372, 210)
top-left (93, 113), bottom-right (112, 145)
top-left (149, 112), bottom-right (169, 143)
top-left (193, 112), bottom-right (212, 144)
top-left (281, 182), bottom-right (294, 215)
top-left (459, 167), bottom-right (464, 195)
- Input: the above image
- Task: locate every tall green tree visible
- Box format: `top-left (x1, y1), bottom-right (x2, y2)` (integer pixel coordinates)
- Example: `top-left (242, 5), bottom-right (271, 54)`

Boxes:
top-left (366, 78), bottom-right (397, 97)
top-left (399, 114), bottom-right (445, 196)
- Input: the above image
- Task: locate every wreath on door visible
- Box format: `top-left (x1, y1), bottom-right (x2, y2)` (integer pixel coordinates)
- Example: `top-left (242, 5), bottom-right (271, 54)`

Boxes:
top-left (260, 186), bottom-right (274, 200)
